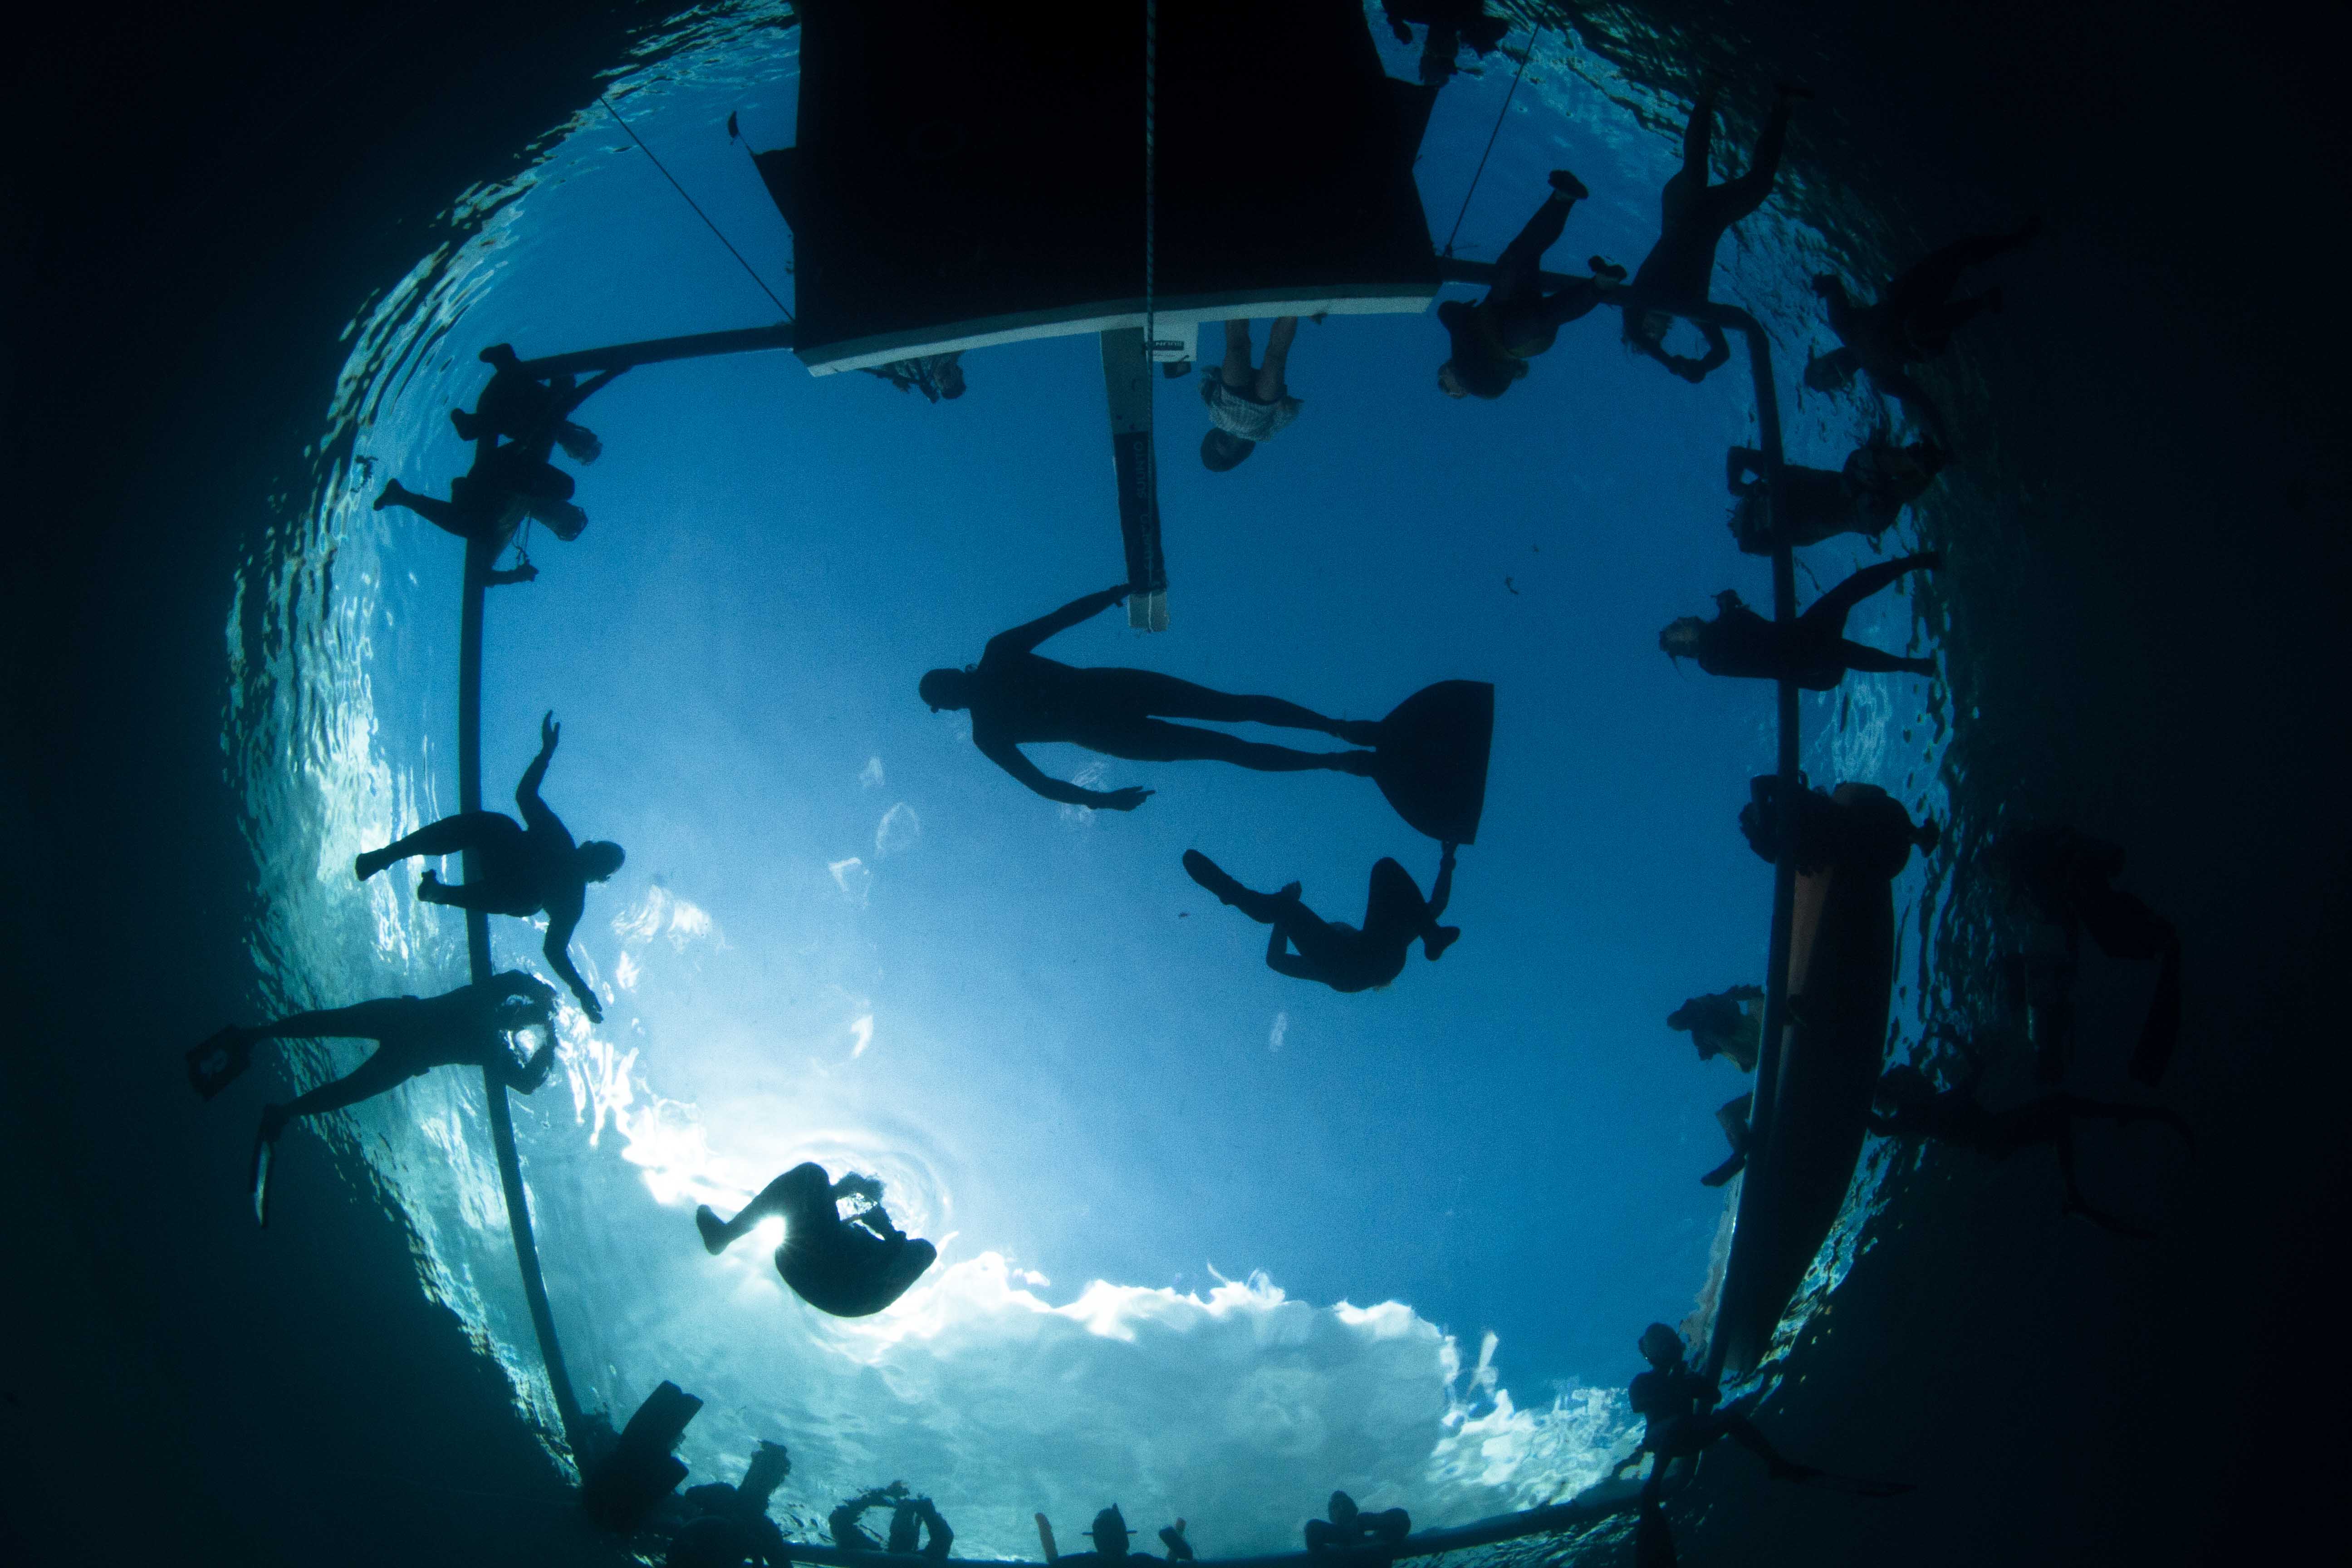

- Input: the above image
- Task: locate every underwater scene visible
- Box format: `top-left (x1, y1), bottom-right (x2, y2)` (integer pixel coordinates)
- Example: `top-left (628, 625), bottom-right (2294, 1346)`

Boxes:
top-left (8, 2), bottom-right (2344, 1565)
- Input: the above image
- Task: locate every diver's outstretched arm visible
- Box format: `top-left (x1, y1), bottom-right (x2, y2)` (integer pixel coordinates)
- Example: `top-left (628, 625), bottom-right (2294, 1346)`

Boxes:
top-left (1426, 843), bottom-right (1458, 922)
top-left (987, 585), bottom-right (1131, 657)
top-left (1264, 925), bottom-right (1321, 982)
top-left (499, 1037), bottom-right (559, 1093)
top-left (554, 366), bottom-right (625, 420)
top-left (979, 738), bottom-right (1152, 811)
top-left (543, 911), bottom-right (602, 1024)
top-left (516, 710), bottom-right (559, 813)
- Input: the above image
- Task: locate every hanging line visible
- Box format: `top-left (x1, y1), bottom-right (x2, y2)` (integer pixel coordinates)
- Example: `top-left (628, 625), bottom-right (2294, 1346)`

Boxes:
top-left (1142, 0), bottom-right (1161, 371)
top-left (600, 93), bottom-right (795, 322)
top-left (1441, 29), bottom-right (1544, 257)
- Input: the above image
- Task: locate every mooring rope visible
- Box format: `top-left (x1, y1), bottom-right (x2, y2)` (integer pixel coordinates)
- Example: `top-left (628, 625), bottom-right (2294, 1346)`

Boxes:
top-left (1442, 30), bottom-right (1544, 257)
top-left (601, 93), bottom-right (794, 323)
top-left (1143, 0), bottom-right (1161, 370)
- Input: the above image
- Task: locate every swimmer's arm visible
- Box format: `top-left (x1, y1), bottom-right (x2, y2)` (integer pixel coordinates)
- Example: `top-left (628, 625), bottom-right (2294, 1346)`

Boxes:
top-left (542, 898), bottom-right (603, 1023)
top-left (504, 1036), bottom-right (558, 1093)
top-left (980, 738), bottom-right (1151, 810)
top-left (988, 584), bottom-right (1130, 656)
top-left (1427, 843), bottom-right (1458, 921)
top-left (1265, 925), bottom-right (1316, 980)
top-left (516, 711), bottom-right (560, 826)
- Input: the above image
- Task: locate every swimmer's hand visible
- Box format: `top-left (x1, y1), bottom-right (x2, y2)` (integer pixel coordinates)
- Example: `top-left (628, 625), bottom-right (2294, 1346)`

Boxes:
top-left (578, 991), bottom-right (604, 1025)
top-left (540, 710), bottom-right (560, 751)
top-left (1100, 786), bottom-right (1154, 812)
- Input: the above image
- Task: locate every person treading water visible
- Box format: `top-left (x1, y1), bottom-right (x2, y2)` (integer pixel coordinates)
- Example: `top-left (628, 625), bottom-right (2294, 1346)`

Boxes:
top-left (354, 711), bottom-right (622, 1022)
top-left (696, 1163), bottom-right (937, 1318)
top-left (1436, 170), bottom-right (1612, 400)
top-left (1725, 439), bottom-right (1948, 554)
top-left (1200, 318), bottom-right (1304, 470)
top-left (921, 584), bottom-right (1381, 810)
top-left (1666, 985), bottom-right (1764, 1185)
top-left (1660, 553), bottom-right (1940, 688)
top-left (831, 1482), bottom-right (954, 1558)
top-left (1612, 1323), bottom-right (1910, 1566)
top-left (186, 971), bottom-right (558, 1222)
top-left (374, 437), bottom-right (584, 568)
top-left (1620, 85), bottom-right (1806, 383)
top-left (1870, 1028), bottom-right (2192, 1239)
top-left (451, 343), bottom-right (620, 462)
top-left (1804, 220), bottom-right (2040, 446)
top-left (1184, 845), bottom-right (1458, 993)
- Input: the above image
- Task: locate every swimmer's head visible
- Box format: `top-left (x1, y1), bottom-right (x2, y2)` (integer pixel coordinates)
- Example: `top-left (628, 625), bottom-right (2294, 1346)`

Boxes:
top-left (919, 667), bottom-right (973, 712)
top-left (1438, 354), bottom-right (1515, 401)
top-left (1659, 617), bottom-right (1709, 659)
top-left (479, 343), bottom-right (521, 369)
top-left (578, 841), bottom-right (626, 882)
top-left (1200, 428), bottom-right (1255, 471)
top-left (1638, 1323), bottom-right (1684, 1366)
top-left (936, 360), bottom-right (967, 400)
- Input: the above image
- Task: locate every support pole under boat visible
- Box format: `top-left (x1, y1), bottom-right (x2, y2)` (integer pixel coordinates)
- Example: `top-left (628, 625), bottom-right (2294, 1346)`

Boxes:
top-left (458, 536), bottom-right (586, 1453)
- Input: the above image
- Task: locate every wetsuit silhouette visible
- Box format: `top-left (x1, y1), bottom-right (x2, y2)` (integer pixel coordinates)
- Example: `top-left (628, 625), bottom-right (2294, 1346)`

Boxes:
top-left (374, 436), bottom-right (582, 565)
top-left (1661, 553), bottom-right (1940, 688)
top-left (669, 1441), bottom-right (793, 1568)
top-left (887, 1498), bottom-right (955, 1558)
top-left (1871, 1043), bottom-right (2192, 1239)
top-left (696, 1164), bottom-right (937, 1318)
top-left (1726, 441), bottom-right (1947, 553)
top-left (186, 971), bottom-right (557, 1143)
top-left (1994, 825), bottom-right (2182, 1084)
top-left (1437, 171), bottom-right (1608, 400)
top-left (1666, 986), bottom-right (1764, 1187)
top-left (863, 352), bottom-right (967, 403)
top-left (1185, 847), bottom-right (1458, 992)
top-left (830, 1487), bottom-right (898, 1551)
top-left (921, 586), bottom-right (1377, 809)
top-left (353, 712), bottom-right (622, 1022)
top-left (1622, 88), bottom-right (1802, 383)
top-left (1806, 220), bottom-right (2039, 445)
top-left (1304, 1492), bottom-right (1411, 1556)
top-left (452, 344), bottom-right (619, 463)
top-left (1049, 1506), bottom-right (1161, 1568)
top-left (1201, 318), bottom-right (1303, 470)
top-left (1385, 1), bottom-right (1509, 85)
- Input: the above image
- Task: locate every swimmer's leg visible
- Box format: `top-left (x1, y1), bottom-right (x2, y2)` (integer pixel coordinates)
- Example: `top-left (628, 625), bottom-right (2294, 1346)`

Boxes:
top-left (697, 1162), bottom-right (831, 1255)
top-left (270, 1044), bottom-right (417, 1125)
top-left (374, 482), bottom-right (470, 540)
top-left (1704, 91), bottom-right (1794, 228)
top-left (1253, 316), bottom-right (1299, 403)
top-left (357, 811), bottom-right (518, 880)
top-left (1882, 223), bottom-right (2039, 318)
top-left (1109, 670), bottom-right (1354, 737)
top-left (1101, 718), bottom-right (1374, 776)
top-left (1808, 554), bottom-right (1940, 624)
top-left (1220, 319), bottom-right (1255, 389)
top-left (1182, 849), bottom-right (1298, 924)
top-left (1833, 641), bottom-right (1938, 678)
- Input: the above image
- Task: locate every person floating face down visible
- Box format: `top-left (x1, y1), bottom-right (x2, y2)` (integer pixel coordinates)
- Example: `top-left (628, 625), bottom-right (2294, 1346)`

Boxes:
top-left (667, 1441), bottom-right (794, 1568)
top-left (1724, 440), bottom-right (1949, 554)
top-left (455, 343), bottom-right (617, 462)
top-left (1804, 219), bottom-right (2041, 448)
top-left (1040, 1505), bottom-right (1171, 1568)
top-left (1870, 1027), bottom-right (2193, 1240)
top-left (828, 1480), bottom-right (955, 1558)
top-left (1991, 824), bottom-right (2182, 1086)
top-left (919, 585), bottom-right (1381, 813)
top-left (1437, 170), bottom-right (1612, 401)
top-left (1304, 1492), bottom-right (1411, 1557)
top-left (1620, 85), bottom-right (1806, 384)
top-left (696, 1164), bottom-right (937, 1318)
top-left (1659, 552), bottom-right (1942, 690)
top-left (186, 969), bottom-right (559, 1162)
top-left (1200, 318), bottom-right (1303, 471)
top-left (1666, 985), bottom-right (1764, 1187)
top-left (1611, 1324), bottom-right (1910, 1566)
top-left (353, 711), bottom-right (623, 1021)
top-left (1184, 845), bottom-right (1460, 993)
top-left (863, 352), bottom-right (967, 403)
top-left (1384, 0), bottom-right (1510, 85)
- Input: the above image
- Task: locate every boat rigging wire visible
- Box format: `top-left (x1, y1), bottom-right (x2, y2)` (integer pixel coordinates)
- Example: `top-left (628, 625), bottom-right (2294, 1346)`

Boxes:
top-left (600, 93), bottom-right (795, 323)
top-left (1442, 30), bottom-right (1544, 258)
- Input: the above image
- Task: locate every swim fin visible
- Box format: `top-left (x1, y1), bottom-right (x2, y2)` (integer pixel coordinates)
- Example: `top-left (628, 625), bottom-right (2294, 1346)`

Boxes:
top-left (250, 1128), bottom-right (275, 1229)
top-left (186, 1026), bottom-right (251, 1100)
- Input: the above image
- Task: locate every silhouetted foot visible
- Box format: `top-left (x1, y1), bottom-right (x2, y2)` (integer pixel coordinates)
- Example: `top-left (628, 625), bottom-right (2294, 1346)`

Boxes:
top-left (695, 1205), bottom-right (732, 1255)
top-left (1548, 169), bottom-right (1589, 201)
top-left (1912, 818), bottom-right (1942, 854)
top-left (258, 1103), bottom-right (291, 1143)
top-left (1903, 657), bottom-right (1939, 679)
top-left (1424, 925), bottom-right (1461, 960)
top-left (1588, 255), bottom-right (1627, 282)
top-left (415, 869), bottom-right (448, 904)
top-left (354, 847), bottom-right (390, 881)
top-left (1182, 849), bottom-right (1245, 906)
top-left (450, 408), bottom-right (481, 441)
top-left (1330, 718), bottom-right (1384, 746)
top-left (1906, 549), bottom-right (1944, 571)
top-left (1700, 1150), bottom-right (1747, 1187)
top-left (373, 482), bottom-right (407, 511)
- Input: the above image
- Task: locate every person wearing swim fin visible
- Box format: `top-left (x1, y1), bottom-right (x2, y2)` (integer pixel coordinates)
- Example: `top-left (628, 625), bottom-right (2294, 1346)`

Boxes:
top-left (186, 970), bottom-right (557, 1141)
top-left (353, 711), bottom-right (622, 1022)
top-left (1660, 553), bottom-right (1940, 688)
top-left (1437, 171), bottom-right (1611, 401)
top-left (1200, 318), bottom-right (1304, 470)
top-left (1991, 824), bottom-right (2182, 1085)
top-left (452, 343), bottom-right (620, 463)
top-left (668, 1441), bottom-right (793, 1568)
top-left (1184, 845), bottom-right (1458, 993)
top-left (1666, 986), bottom-right (1764, 1186)
top-left (1870, 1029), bottom-right (2193, 1239)
top-left (1612, 1323), bottom-right (1909, 1565)
top-left (1384, 1), bottom-right (1509, 86)
top-left (1619, 85), bottom-right (1806, 383)
top-left (1804, 219), bottom-right (2040, 446)
top-left (921, 585), bottom-right (1380, 810)
top-left (1304, 1492), bottom-right (1411, 1556)
top-left (1725, 439), bottom-right (1949, 553)
top-left (696, 1163), bottom-right (937, 1318)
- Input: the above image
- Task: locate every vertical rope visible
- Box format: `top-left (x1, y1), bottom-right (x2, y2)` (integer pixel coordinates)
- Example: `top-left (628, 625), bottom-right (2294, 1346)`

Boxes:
top-left (1443, 29), bottom-right (1542, 257)
top-left (1143, 0), bottom-right (1159, 371)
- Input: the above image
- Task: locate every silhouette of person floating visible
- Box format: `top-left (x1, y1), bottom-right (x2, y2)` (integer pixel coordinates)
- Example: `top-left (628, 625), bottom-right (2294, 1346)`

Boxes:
top-left (1304, 1492), bottom-right (1411, 1557)
top-left (454, 343), bottom-right (619, 461)
top-left (1725, 439), bottom-right (1948, 554)
top-left (921, 585), bottom-right (1379, 809)
top-left (1993, 825), bottom-right (2182, 1085)
top-left (668, 1441), bottom-right (793, 1568)
top-left (1201, 318), bottom-right (1303, 470)
top-left (1184, 845), bottom-right (1459, 992)
top-left (1621, 86), bottom-right (1805, 383)
top-left (354, 712), bottom-right (622, 1022)
top-left (377, 351), bottom-right (621, 559)
top-left (1612, 1323), bottom-right (1908, 1566)
top-left (1384, 2), bottom-right (1509, 86)
top-left (864, 352), bottom-right (967, 403)
top-left (1661, 553), bottom-right (1940, 688)
top-left (1805, 220), bottom-right (2039, 446)
top-left (1437, 171), bottom-right (1609, 400)
top-left (1043, 1506), bottom-right (1163, 1568)
top-left (831, 1481), bottom-right (954, 1558)
top-left (187, 971), bottom-right (558, 1224)
top-left (1871, 1029), bottom-right (2192, 1239)
top-left (696, 1164), bottom-right (936, 1318)
top-left (1667, 985), bottom-right (1764, 1186)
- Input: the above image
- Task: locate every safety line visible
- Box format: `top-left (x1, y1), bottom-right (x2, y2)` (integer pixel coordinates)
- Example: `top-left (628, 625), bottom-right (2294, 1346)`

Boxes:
top-left (1442, 29), bottom-right (1543, 257)
top-left (601, 93), bottom-right (794, 323)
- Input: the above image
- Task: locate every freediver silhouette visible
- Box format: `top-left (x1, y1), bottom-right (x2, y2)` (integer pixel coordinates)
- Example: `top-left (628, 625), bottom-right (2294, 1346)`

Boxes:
top-left (452, 343), bottom-right (620, 461)
top-left (923, 586), bottom-right (1495, 841)
top-left (1040, 1506), bottom-right (1163, 1568)
top-left (695, 1163), bottom-right (937, 1318)
top-left (1184, 844), bottom-right (1459, 992)
top-left (1304, 1492), bottom-right (1411, 1557)
top-left (1992, 824), bottom-right (2182, 1085)
top-left (1666, 985), bottom-right (1764, 1186)
top-left (185, 971), bottom-right (557, 1225)
top-left (1661, 553), bottom-right (1941, 688)
top-left (1436, 170), bottom-right (1610, 400)
top-left (1870, 1028), bottom-right (2193, 1239)
top-left (829, 1481), bottom-right (954, 1558)
top-left (1619, 85), bottom-right (1806, 383)
top-left (1805, 219), bottom-right (2040, 446)
top-left (1200, 318), bottom-right (1303, 470)
top-left (1610, 1323), bottom-right (1911, 1566)
top-left (353, 711), bottom-right (622, 1022)
top-left (1725, 439), bottom-right (1948, 554)
top-left (668, 1441), bottom-right (794, 1568)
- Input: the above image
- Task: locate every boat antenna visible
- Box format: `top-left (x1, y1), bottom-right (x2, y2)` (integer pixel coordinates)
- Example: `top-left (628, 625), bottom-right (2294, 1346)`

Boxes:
top-left (599, 93), bottom-right (795, 323)
top-left (1441, 29), bottom-right (1544, 258)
